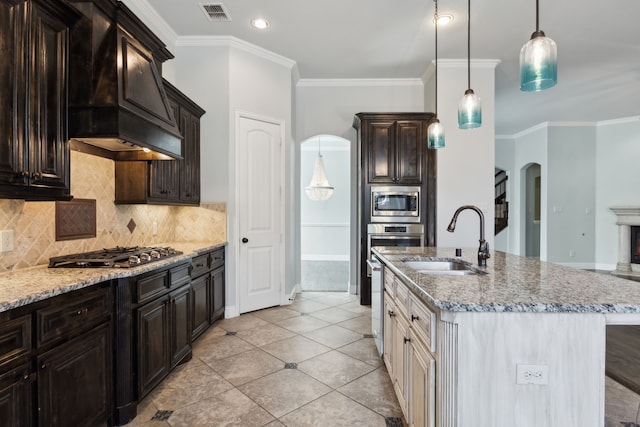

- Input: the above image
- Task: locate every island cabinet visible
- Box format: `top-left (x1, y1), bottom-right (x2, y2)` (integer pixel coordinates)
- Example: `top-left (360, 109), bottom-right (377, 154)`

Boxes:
top-left (0, 282), bottom-right (113, 427)
top-left (190, 247), bottom-right (226, 341)
top-left (0, 0), bottom-right (80, 201)
top-left (114, 81), bottom-right (205, 206)
top-left (383, 267), bottom-right (436, 427)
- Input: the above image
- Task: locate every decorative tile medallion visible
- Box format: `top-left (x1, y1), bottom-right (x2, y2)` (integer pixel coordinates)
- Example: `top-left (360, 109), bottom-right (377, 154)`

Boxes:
top-left (225, 331), bottom-right (237, 336)
top-left (284, 362), bottom-right (298, 369)
top-left (386, 417), bottom-right (405, 427)
top-left (363, 333), bottom-right (374, 338)
top-left (151, 410), bottom-right (173, 421)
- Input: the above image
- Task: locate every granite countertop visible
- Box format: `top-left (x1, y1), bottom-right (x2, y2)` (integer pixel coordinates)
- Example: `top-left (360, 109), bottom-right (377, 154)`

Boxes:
top-left (0, 241), bottom-right (226, 313)
top-left (373, 246), bottom-right (640, 314)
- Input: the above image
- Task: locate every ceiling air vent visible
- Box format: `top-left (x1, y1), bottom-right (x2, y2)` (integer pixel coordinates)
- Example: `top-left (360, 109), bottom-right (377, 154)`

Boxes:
top-left (200, 3), bottom-right (231, 22)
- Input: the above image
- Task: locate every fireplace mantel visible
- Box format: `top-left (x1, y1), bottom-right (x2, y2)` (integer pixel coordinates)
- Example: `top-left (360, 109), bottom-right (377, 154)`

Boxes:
top-left (610, 206), bottom-right (640, 275)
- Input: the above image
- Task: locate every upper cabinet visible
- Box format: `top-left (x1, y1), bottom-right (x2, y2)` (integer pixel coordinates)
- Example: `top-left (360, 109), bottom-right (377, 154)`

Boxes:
top-left (355, 113), bottom-right (430, 185)
top-left (0, 0), bottom-right (80, 200)
top-left (114, 81), bottom-right (205, 206)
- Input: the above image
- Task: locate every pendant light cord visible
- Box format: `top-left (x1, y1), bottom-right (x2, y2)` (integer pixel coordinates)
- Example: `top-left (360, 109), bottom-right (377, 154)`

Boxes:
top-left (467, 0), bottom-right (471, 90)
top-left (434, 0), bottom-right (438, 117)
top-left (535, 0), bottom-right (539, 32)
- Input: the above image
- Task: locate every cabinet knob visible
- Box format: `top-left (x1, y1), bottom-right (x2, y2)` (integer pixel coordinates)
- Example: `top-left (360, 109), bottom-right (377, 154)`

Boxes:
top-left (32, 171), bottom-right (42, 179)
top-left (411, 314), bottom-right (419, 322)
top-left (404, 337), bottom-right (411, 344)
top-left (72, 308), bottom-right (89, 316)
top-left (41, 363), bottom-right (46, 370)
top-left (388, 310), bottom-right (396, 317)
top-left (241, 237), bottom-right (249, 243)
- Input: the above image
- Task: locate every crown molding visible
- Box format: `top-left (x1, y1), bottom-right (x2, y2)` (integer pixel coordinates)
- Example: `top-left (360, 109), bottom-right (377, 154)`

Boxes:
top-left (597, 116), bottom-right (640, 127)
top-left (119, 0), bottom-right (178, 50)
top-left (297, 78), bottom-right (423, 87)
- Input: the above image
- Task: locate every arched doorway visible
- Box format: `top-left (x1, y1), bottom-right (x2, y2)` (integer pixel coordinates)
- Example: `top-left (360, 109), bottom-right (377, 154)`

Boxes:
top-left (300, 135), bottom-right (351, 291)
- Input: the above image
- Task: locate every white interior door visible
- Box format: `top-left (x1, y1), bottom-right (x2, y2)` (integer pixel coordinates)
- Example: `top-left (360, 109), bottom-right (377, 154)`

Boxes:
top-left (237, 114), bottom-right (284, 313)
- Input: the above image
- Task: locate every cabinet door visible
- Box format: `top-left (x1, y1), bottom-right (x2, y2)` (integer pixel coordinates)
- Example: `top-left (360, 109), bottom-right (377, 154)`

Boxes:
top-left (0, 364), bottom-right (33, 427)
top-left (37, 323), bottom-right (111, 427)
top-left (393, 313), bottom-right (410, 417)
top-left (383, 292), bottom-right (396, 375)
top-left (170, 284), bottom-right (191, 368)
top-left (366, 121), bottom-right (396, 183)
top-left (0, 1), bottom-right (27, 189)
top-left (179, 110), bottom-right (200, 204)
top-left (395, 121), bottom-right (423, 184)
top-left (409, 336), bottom-right (436, 427)
top-left (191, 274), bottom-right (210, 341)
top-left (138, 297), bottom-right (169, 398)
top-left (210, 266), bottom-right (225, 323)
top-left (149, 160), bottom-right (180, 201)
top-left (27, 1), bottom-right (70, 192)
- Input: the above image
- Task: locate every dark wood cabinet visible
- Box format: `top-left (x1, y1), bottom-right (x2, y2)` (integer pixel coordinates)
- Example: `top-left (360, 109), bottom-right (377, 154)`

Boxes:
top-left (170, 284), bottom-right (191, 368)
top-left (361, 117), bottom-right (424, 184)
top-left (37, 323), bottom-right (111, 427)
top-left (135, 263), bottom-right (192, 399)
top-left (137, 296), bottom-right (170, 399)
top-left (190, 247), bottom-right (225, 341)
top-left (190, 274), bottom-right (209, 340)
top-left (353, 113), bottom-right (438, 306)
top-left (0, 0), bottom-right (79, 200)
top-left (0, 364), bottom-right (33, 427)
top-left (114, 80), bottom-right (205, 206)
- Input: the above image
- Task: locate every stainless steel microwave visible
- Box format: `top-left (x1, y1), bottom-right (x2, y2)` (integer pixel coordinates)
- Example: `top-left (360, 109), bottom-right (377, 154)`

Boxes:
top-left (370, 186), bottom-right (420, 223)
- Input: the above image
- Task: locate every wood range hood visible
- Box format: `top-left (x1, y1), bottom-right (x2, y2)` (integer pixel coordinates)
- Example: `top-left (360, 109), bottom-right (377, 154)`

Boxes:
top-left (67, 0), bottom-right (183, 161)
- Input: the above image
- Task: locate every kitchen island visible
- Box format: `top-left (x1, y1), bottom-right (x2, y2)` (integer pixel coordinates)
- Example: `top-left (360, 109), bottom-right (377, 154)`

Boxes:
top-left (373, 246), bottom-right (640, 427)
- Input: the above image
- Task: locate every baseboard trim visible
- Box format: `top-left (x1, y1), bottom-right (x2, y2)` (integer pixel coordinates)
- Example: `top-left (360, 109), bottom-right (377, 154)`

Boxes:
top-left (225, 305), bottom-right (239, 319)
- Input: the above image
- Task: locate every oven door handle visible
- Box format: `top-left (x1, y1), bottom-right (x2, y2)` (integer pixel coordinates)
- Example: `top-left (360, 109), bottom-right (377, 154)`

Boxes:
top-left (366, 258), bottom-right (381, 272)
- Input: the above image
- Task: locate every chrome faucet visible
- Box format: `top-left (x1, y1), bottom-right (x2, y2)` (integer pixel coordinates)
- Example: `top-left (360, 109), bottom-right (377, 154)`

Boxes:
top-left (447, 205), bottom-right (491, 267)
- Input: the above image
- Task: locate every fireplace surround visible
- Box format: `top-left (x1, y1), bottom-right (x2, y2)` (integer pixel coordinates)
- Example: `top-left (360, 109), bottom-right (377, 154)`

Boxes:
top-left (610, 206), bottom-right (640, 276)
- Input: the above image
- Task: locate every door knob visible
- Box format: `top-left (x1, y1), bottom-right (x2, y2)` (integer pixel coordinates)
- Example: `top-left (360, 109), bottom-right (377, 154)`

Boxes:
top-left (242, 237), bottom-right (249, 243)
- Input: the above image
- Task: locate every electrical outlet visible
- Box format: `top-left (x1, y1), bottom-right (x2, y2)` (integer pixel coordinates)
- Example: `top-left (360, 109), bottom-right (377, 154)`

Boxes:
top-left (516, 364), bottom-right (549, 385)
top-left (152, 222), bottom-right (158, 236)
top-left (0, 230), bottom-right (14, 253)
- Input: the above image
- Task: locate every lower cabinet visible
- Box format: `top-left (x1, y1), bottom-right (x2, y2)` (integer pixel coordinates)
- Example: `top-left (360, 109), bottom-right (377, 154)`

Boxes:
top-left (383, 269), bottom-right (436, 427)
top-left (37, 323), bottom-right (112, 427)
top-left (190, 247), bottom-right (225, 341)
top-left (137, 279), bottom-right (191, 399)
top-left (0, 364), bottom-right (33, 427)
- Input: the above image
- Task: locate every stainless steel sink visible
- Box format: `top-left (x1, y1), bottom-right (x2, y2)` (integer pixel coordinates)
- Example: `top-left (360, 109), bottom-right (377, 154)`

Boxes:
top-left (403, 259), bottom-right (485, 276)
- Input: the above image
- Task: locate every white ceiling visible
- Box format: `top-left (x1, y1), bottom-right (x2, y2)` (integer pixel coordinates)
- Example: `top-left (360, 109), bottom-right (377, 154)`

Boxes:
top-left (143, 0), bottom-right (640, 135)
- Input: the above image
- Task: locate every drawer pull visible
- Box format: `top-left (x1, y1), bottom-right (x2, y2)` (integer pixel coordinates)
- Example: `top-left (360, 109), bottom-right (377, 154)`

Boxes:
top-left (213, 256), bottom-right (222, 261)
top-left (411, 314), bottom-right (420, 322)
top-left (388, 310), bottom-right (396, 317)
top-left (72, 308), bottom-right (89, 316)
top-left (404, 337), bottom-right (411, 344)
top-left (195, 263), bottom-right (205, 268)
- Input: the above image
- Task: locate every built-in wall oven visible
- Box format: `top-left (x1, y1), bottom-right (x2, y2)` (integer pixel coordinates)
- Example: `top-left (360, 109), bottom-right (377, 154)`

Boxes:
top-left (371, 185), bottom-right (420, 223)
top-left (367, 223), bottom-right (424, 276)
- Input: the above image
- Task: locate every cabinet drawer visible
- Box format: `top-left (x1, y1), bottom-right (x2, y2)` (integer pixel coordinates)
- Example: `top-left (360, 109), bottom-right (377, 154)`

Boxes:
top-left (0, 315), bottom-right (32, 365)
top-left (190, 254), bottom-right (210, 278)
top-left (170, 263), bottom-right (191, 286)
top-left (209, 249), bottom-right (225, 270)
top-left (137, 271), bottom-right (169, 304)
top-left (394, 279), bottom-right (410, 318)
top-left (409, 294), bottom-right (437, 352)
top-left (37, 288), bottom-right (110, 347)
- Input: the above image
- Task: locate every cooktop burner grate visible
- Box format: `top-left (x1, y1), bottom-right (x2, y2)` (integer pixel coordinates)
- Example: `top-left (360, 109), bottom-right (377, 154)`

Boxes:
top-left (48, 246), bottom-right (183, 268)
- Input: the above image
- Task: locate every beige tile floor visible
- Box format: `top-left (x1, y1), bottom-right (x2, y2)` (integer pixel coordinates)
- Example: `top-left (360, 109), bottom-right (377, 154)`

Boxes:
top-left (128, 291), bottom-right (404, 427)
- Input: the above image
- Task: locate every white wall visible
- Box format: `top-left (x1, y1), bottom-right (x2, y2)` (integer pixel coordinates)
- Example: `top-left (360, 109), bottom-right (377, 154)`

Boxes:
top-left (495, 137), bottom-right (515, 252)
top-left (595, 117), bottom-right (640, 269)
top-left (424, 60), bottom-right (498, 251)
top-left (547, 125), bottom-right (596, 266)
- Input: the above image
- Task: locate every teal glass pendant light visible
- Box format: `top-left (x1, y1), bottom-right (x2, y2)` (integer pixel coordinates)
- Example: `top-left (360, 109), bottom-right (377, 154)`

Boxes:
top-left (457, 0), bottom-right (481, 129)
top-left (519, 0), bottom-right (557, 92)
top-left (427, 0), bottom-right (445, 149)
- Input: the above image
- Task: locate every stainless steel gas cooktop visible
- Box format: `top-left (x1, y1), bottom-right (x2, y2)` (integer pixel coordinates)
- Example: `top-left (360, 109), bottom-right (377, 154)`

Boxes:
top-left (48, 246), bottom-right (183, 268)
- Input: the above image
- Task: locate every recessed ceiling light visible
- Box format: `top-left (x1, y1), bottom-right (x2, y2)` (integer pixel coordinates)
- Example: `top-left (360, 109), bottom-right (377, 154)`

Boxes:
top-left (251, 18), bottom-right (270, 30)
top-left (434, 13), bottom-right (453, 26)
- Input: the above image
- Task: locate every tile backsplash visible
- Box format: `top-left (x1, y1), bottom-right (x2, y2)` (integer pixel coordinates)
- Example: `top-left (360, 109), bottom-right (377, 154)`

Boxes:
top-left (0, 151), bottom-right (226, 271)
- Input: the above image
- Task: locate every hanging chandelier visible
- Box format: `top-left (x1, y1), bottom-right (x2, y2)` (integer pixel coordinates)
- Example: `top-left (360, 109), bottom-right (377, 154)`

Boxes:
top-left (519, 0), bottom-right (557, 92)
top-left (457, 0), bottom-right (481, 129)
top-left (305, 138), bottom-right (334, 201)
top-left (427, 0), bottom-right (445, 149)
